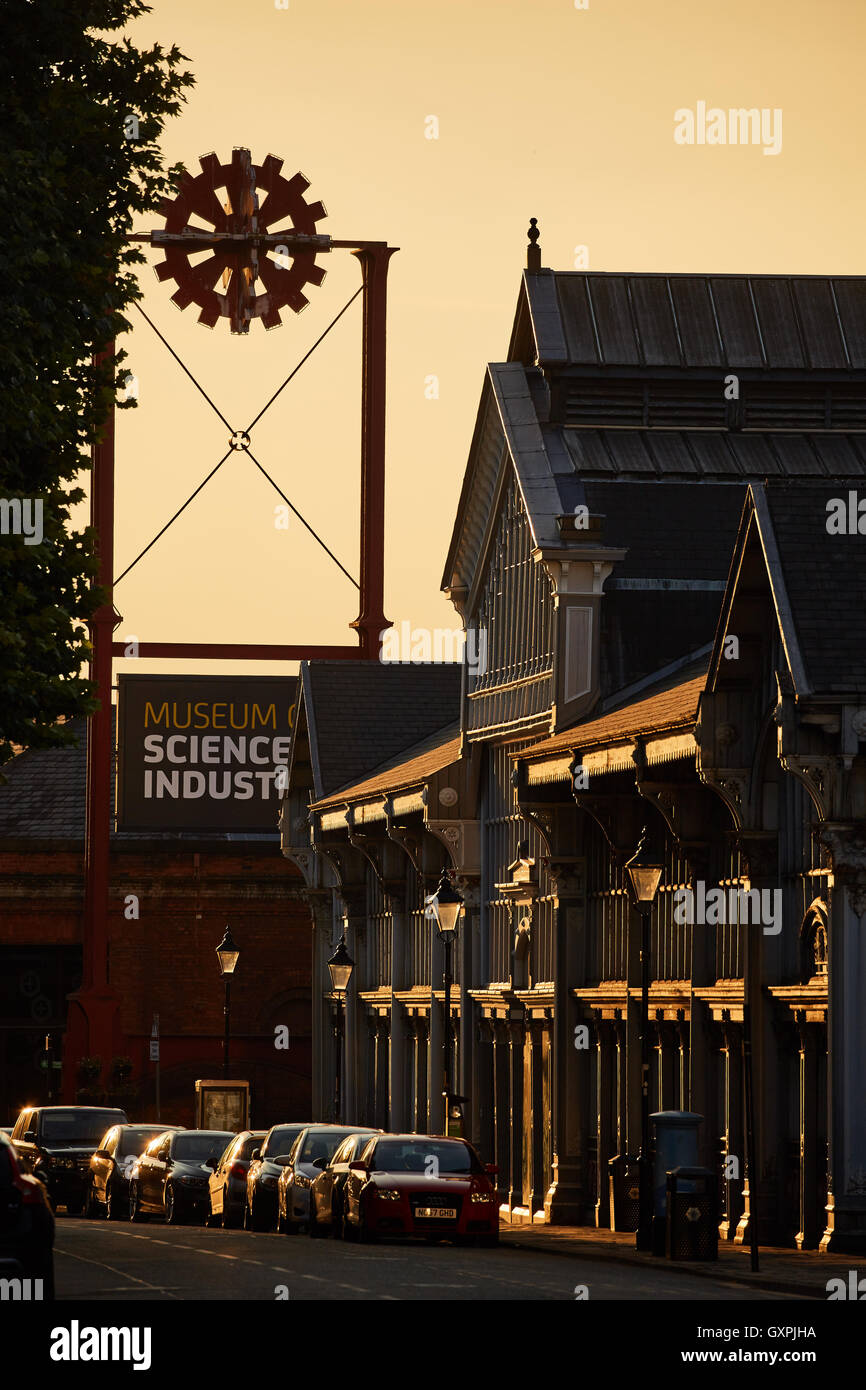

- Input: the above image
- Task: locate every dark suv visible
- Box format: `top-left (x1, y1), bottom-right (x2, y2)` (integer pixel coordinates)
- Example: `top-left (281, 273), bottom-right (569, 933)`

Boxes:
top-left (10, 1106), bottom-right (128, 1215)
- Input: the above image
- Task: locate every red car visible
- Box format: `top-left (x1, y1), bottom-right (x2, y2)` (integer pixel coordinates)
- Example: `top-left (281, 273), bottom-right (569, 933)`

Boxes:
top-left (342, 1134), bottom-right (499, 1246)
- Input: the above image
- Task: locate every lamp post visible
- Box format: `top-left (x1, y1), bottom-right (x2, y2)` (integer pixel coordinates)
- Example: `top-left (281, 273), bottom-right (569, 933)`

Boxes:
top-left (428, 867), bottom-right (463, 1133)
top-left (215, 925), bottom-right (240, 1081)
top-left (624, 828), bottom-right (663, 1252)
top-left (328, 936), bottom-right (354, 1123)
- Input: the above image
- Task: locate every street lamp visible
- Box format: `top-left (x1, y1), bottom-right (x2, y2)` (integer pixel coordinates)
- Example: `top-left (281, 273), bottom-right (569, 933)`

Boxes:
top-left (428, 867), bottom-right (463, 1133)
top-left (328, 935), bottom-right (354, 1123)
top-left (215, 925), bottom-right (240, 1080)
top-left (624, 828), bottom-right (663, 1252)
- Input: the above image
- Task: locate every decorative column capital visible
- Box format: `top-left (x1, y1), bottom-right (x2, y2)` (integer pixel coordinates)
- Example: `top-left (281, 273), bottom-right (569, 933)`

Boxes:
top-left (821, 822), bottom-right (866, 918)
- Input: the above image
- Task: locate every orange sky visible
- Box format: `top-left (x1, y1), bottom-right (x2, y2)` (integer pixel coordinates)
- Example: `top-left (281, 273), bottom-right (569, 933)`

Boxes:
top-left (84, 0), bottom-right (866, 681)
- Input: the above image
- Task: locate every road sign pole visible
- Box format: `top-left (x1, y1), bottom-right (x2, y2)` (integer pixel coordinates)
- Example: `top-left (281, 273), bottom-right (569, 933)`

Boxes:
top-left (151, 1014), bottom-right (161, 1121)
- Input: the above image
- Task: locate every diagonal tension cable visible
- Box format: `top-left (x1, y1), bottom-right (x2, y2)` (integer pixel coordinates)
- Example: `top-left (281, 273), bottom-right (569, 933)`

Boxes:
top-left (118, 286), bottom-right (364, 588)
top-left (131, 302), bottom-right (234, 432)
top-left (245, 448), bottom-right (359, 588)
top-left (114, 449), bottom-right (233, 586)
top-left (244, 285), bottom-right (363, 434)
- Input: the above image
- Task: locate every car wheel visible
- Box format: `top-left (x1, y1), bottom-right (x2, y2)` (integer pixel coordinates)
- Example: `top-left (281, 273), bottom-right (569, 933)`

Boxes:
top-left (165, 1185), bottom-right (182, 1225)
top-left (65, 1198), bottom-right (83, 1217)
top-left (341, 1205), bottom-right (358, 1242)
top-left (105, 1181), bottom-right (120, 1221)
top-left (250, 1196), bottom-right (271, 1232)
top-left (130, 1183), bottom-right (148, 1223)
top-left (358, 1201), bottom-right (377, 1245)
top-left (84, 1183), bottom-right (99, 1219)
top-left (223, 1198), bottom-right (241, 1230)
top-left (308, 1205), bottom-right (323, 1238)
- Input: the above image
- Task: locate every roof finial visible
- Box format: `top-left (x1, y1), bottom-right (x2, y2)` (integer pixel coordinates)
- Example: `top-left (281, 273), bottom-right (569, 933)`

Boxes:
top-left (527, 217), bottom-right (541, 272)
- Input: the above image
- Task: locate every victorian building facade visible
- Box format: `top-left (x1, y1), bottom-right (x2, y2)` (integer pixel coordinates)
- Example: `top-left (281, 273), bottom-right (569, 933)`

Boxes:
top-left (281, 249), bottom-right (866, 1251)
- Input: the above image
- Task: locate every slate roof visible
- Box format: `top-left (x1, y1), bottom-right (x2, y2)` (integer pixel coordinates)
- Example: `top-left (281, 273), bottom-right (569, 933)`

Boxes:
top-left (302, 662), bottom-right (463, 801)
top-left (519, 669), bottom-right (706, 763)
top-left (0, 713), bottom-right (280, 843)
top-left (580, 481), bottom-right (744, 581)
top-left (313, 722), bottom-right (461, 809)
top-left (755, 481), bottom-right (866, 693)
top-left (525, 272), bottom-right (866, 370)
top-left (548, 429), bottom-right (866, 483)
top-left (0, 719), bottom-right (90, 838)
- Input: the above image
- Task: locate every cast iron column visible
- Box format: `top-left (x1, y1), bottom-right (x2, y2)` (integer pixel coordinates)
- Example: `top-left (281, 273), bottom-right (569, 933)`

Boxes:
top-left (350, 245), bottom-right (396, 659)
top-left (637, 901), bottom-right (652, 1251)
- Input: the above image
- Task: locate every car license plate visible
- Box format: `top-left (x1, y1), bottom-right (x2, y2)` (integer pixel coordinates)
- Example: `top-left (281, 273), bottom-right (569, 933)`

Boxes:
top-left (416, 1207), bottom-right (456, 1219)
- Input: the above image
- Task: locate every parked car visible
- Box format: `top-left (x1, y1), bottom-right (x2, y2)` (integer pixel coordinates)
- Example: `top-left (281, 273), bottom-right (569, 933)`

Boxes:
top-left (129, 1129), bottom-right (233, 1225)
top-left (308, 1130), bottom-right (383, 1238)
top-left (244, 1123), bottom-right (313, 1231)
top-left (342, 1134), bottom-right (499, 1246)
top-left (0, 1131), bottom-right (55, 1299)
top-left (9, 1106), bottom-right (128, 1215)
top-left (278, 1126), bottom-right (381, 1235)
top-left (87, 1124), bottom-right (182, 1220)
top-left (206, 1130), bottom-right (266, 1228)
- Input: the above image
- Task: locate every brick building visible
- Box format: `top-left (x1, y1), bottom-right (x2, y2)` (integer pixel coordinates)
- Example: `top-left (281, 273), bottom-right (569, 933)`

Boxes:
top-left (0, 717), bottom-right (311, 1127)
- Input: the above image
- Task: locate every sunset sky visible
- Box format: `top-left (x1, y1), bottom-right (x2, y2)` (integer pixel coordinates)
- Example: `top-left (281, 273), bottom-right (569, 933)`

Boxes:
top-left (95, 0), bottom-right (866, 681)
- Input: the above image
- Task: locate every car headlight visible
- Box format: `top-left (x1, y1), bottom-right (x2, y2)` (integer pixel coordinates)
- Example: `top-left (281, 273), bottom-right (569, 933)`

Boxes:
top-left (470, 1191), bottom-right (496, 1203)
top-left (376, 1189), bottom-right (402, 1201)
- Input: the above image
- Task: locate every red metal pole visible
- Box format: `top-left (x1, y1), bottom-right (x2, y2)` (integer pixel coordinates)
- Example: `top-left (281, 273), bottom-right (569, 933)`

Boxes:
top-left (83, 345), bottom-right (117, 991)
top-left (351, 245), bottom-right (396, 659)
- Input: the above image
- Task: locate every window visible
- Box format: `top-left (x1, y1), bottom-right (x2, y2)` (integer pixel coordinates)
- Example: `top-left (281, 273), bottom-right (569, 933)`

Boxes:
top-left (12, 1110), bottom-right (31, 1141)
top-left (331, 1136), bottom-right (355, 1165)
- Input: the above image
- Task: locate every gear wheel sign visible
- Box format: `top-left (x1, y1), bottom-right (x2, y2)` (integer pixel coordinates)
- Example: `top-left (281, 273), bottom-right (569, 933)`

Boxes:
top-left (155, 148), bottom-right (327, 333)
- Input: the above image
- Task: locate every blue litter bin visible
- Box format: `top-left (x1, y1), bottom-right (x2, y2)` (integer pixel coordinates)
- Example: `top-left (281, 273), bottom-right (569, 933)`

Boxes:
top-left (651, 1111), bottom-right (702, 1255)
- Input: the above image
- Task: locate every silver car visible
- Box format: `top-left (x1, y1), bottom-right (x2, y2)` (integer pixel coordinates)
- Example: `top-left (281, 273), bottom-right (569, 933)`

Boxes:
top-left (206, 1130), bottom-right (266, 1229)
top-left (277, 1126), bottom-right (381, 1234)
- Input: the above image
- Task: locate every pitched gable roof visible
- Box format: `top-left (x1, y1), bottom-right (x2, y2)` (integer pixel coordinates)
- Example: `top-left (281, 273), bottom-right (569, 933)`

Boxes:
top-left (521, 271), bottom-right (866, 370)
top-left (750, 482), bottom-right (866, 694)
top-left (312, 721), bottom-right (460, 810)
top-left (299, 661), bottom-right (462, 802)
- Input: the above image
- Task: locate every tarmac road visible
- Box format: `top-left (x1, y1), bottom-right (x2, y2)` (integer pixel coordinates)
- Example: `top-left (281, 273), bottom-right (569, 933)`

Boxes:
top-left (53, 1214), bottom-right (802, 1302)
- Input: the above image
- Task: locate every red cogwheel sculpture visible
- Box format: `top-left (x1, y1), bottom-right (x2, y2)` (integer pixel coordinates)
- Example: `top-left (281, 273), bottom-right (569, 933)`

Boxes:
top-left (154, 148), bottom-right (328, 333)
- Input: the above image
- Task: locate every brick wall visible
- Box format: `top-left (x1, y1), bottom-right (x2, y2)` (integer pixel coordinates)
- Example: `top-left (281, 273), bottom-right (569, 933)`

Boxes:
top-left (0, 839), bottom-right (312, 1128)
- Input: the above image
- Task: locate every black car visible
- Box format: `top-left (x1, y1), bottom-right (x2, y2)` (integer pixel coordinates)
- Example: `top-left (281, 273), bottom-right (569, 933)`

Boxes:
top-left (129, 1129), bottom-right (234, 1225)
top-left (87, 1124), bottom-right (182, 1220)
top-left (244, 1123), bottom-right (313, 1231)
top-left (308, 1130), bottom-right (382, 1237)
top-left (10, 1106), bottom-right (128, 1215)
top-left (0, 1130), bottom-right (55, 1299)
top-left (206, 1130), bottom-right (266, 1229)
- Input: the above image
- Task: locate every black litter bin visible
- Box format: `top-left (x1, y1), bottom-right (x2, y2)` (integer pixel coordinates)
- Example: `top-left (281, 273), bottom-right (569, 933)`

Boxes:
top-left (608, 1154), bottom-right (641, 1232)
top-left (665, 1166), bottom-right (718, 1260)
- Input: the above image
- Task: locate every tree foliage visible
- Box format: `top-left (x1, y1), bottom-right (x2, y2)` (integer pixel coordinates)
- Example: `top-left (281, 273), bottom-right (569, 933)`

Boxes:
top-left (0, 0), bottom-right (193, 764)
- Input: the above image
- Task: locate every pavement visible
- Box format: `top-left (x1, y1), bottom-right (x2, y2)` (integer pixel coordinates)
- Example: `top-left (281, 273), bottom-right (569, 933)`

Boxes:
top-left (498, 1221), bottom-right (866, 1299)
